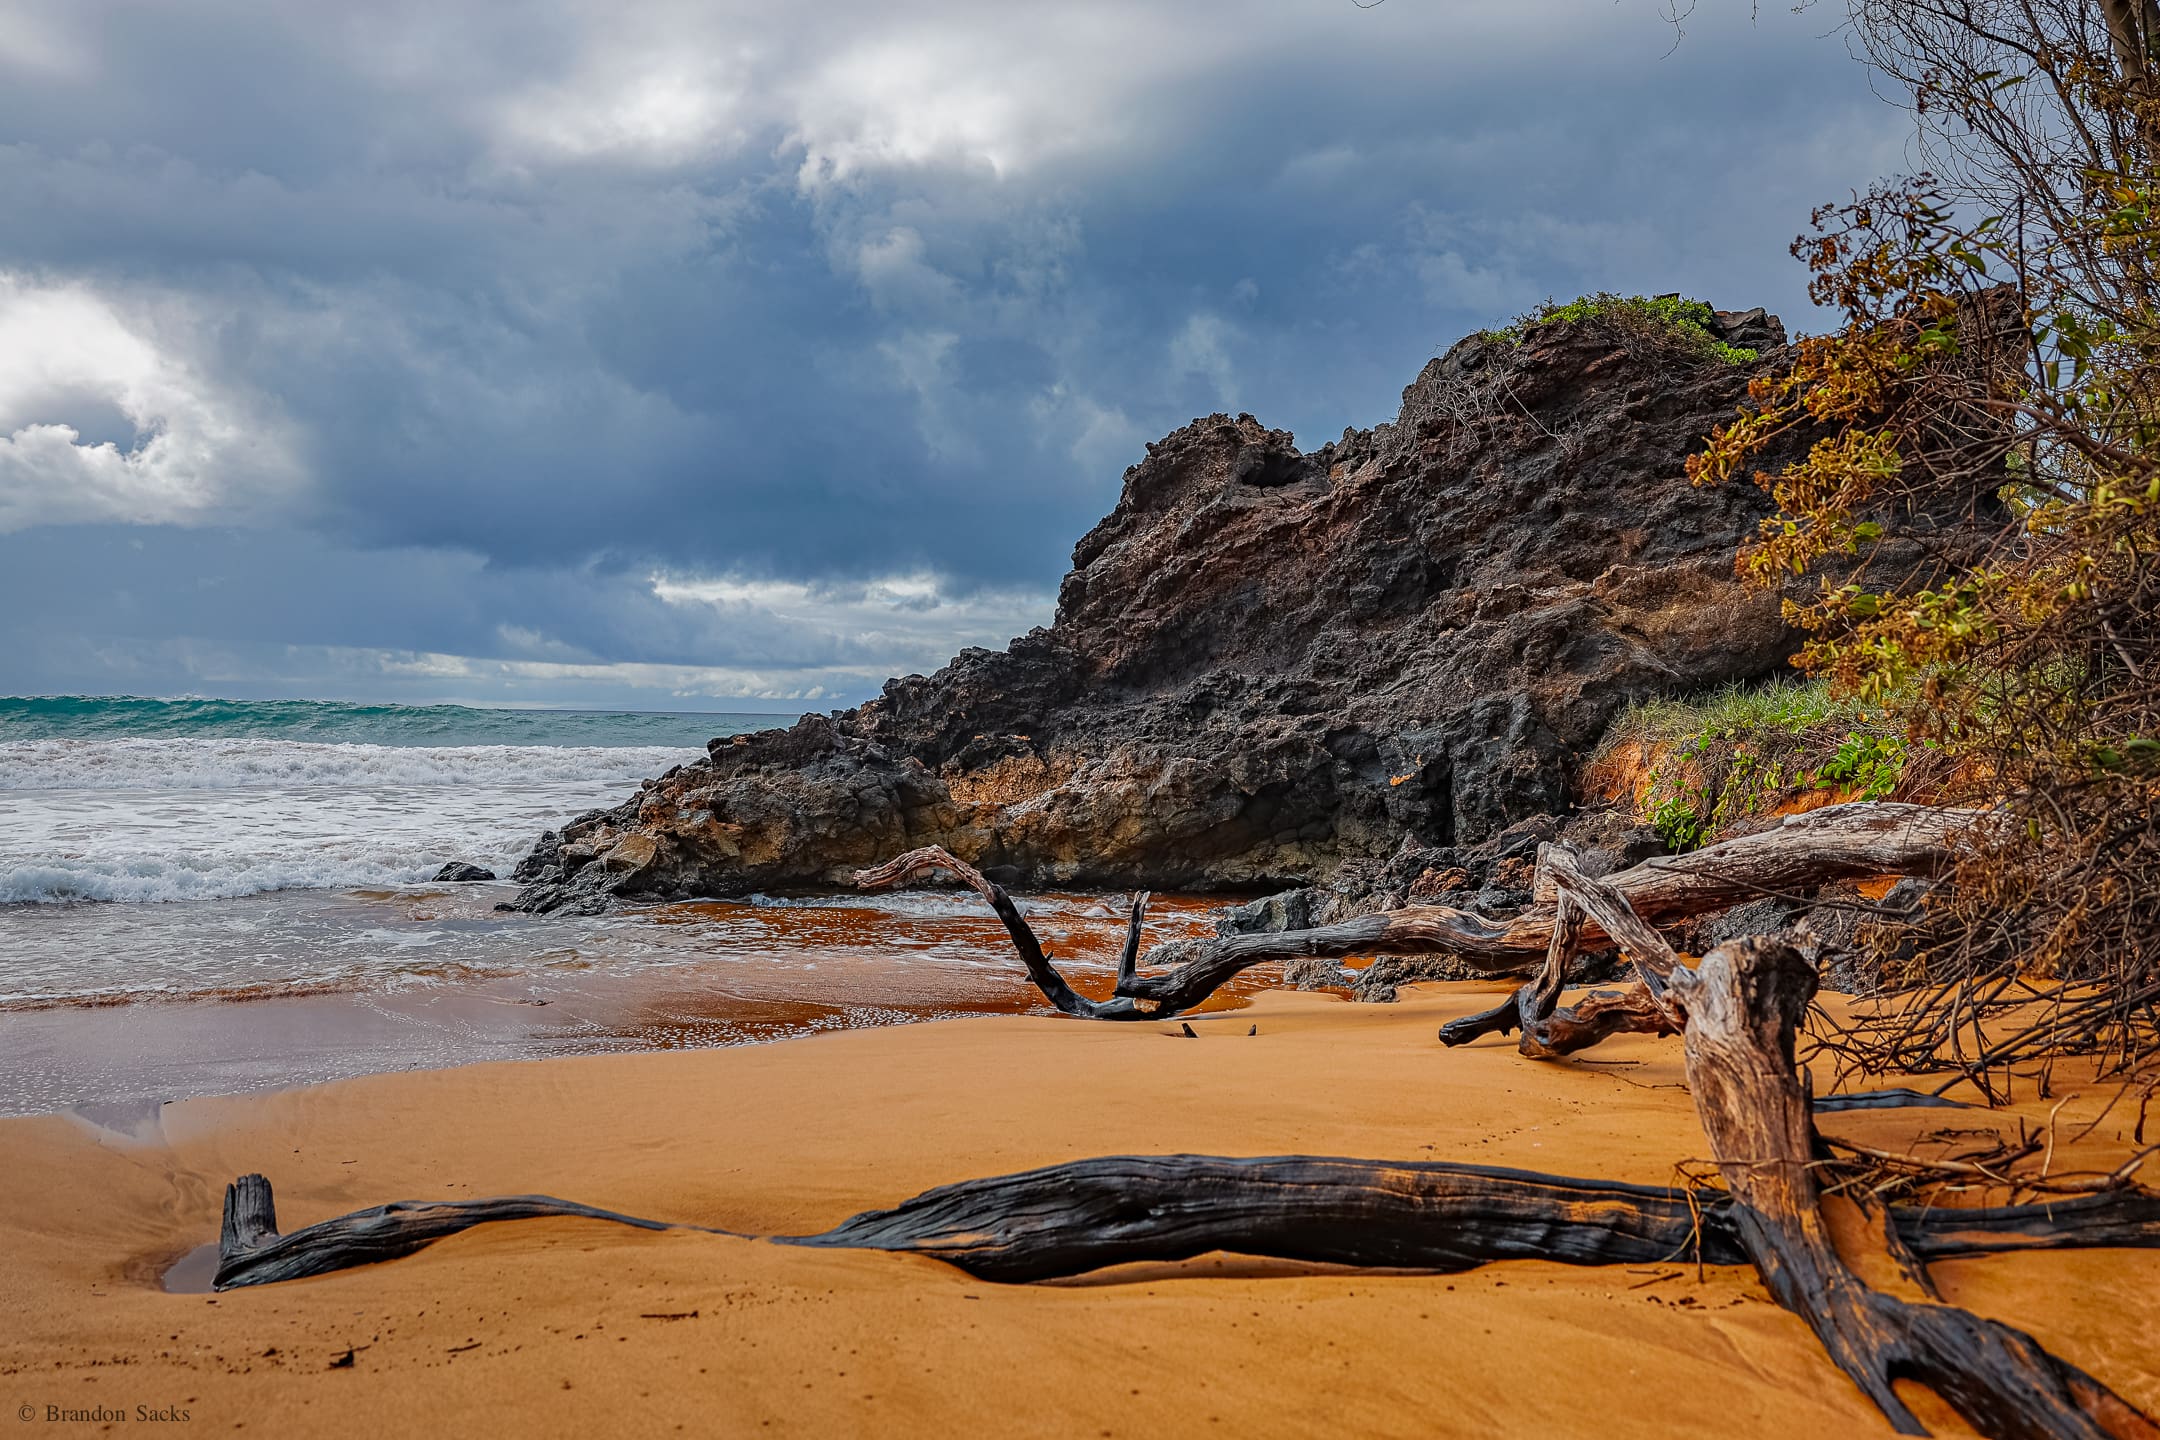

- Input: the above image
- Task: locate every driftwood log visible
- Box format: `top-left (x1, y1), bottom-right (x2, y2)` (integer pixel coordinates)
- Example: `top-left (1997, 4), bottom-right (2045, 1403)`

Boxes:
top-left (854, 846), bottom-right (1154, 1018)
top-left (201, 799), bottom-right (2160, 1435)
top-left (207, 1160), bottom-right (2160, 1289)
top-left (854, 802), bottom-right (1971, 1021)
top-left (215, 1174), bottom-right (699, 1289)
top-left (1111, 801), bottom-right (1969, 1013)
top-left (1675, 937), bottom-right (2157, 1438)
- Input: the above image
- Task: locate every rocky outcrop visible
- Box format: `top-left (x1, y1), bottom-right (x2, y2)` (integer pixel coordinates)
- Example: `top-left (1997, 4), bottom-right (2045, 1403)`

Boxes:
top-left (512, 307), bottom-right (1821, 914)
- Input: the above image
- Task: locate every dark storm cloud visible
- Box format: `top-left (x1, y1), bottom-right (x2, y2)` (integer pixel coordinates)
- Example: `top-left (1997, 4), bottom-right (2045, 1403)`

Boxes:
top-left (0, 0), bottom-right (1915, 706)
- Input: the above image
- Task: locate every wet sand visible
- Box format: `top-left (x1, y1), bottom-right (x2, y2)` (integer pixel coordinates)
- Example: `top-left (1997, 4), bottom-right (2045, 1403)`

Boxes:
top-left (1, 984), bottom-right (2154, 1438)
top-left (0, 890), bottom-right (1239, 1115)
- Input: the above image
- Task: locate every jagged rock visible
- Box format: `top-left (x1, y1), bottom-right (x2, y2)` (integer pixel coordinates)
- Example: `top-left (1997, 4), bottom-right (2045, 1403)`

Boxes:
top-left (510, 831), bottom-right (561, 884)
top-left (1694, 897), bottom-right (1803, 953)
top-left (1214, 889), bottom-right (1321, 938)
top-left (431, 862), bottom-right (497, 883)
top-left (1281, 957), bottom-right (1353, 991)
top-left (510, 306), bottom-right (1822, 913)
top-left (1710, 306), bottom-right (1785, 354)
top-left (1349, 954), bottom-right (1490, 1003)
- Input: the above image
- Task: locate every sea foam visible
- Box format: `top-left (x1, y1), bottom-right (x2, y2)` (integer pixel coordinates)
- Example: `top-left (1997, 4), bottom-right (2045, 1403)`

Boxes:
top-left (0, 738), bottom-right (702, 904)
top-left (0, 738), bottom-right (697, 792)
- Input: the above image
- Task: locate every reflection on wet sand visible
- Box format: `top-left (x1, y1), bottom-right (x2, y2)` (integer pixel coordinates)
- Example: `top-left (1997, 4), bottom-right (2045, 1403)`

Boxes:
top-left (1, 888), bottom-right (1258, 1116)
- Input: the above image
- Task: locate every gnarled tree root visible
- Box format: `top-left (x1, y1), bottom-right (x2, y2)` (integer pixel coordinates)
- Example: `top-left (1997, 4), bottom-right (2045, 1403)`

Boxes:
top-left (1676, 937), bottom-right (2158, 1438)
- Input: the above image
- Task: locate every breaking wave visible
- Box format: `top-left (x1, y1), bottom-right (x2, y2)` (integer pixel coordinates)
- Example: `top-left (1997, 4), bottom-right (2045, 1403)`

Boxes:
top-left (0, 737), bottom-right (699, 792)
top-left (0, 703), bottom-right (740, 903)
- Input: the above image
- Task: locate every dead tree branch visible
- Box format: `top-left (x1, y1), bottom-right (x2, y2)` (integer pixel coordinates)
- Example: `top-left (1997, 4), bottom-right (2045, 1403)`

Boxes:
top-left (1116, 802), bottom-right (1974, 1015)
top-left (1675, 937), bottom-right (2158, 1438)
top-left (854, 803), bottom-right (1977, 1022)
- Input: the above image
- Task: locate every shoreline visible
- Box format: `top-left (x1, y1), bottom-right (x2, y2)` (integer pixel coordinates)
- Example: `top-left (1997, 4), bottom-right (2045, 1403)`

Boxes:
top-left (2, 984), bottom-right (2152, 1437)
top-left (0, 887), bottom-right (1238, 1117)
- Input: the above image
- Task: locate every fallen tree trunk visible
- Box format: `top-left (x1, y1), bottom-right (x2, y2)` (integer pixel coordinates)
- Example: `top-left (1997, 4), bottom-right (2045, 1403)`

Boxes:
top-left (781, 1155), bottom-right (1737, 1280)
top-left (204, 1161), bottom-right (2160, 1291)
top-left (1115, 801), bottom-right (1971, 1015)
top-left (853, 801), bottom-right (1974, 1021)
top-left (1674, 936), bottom-right (2159, 1438)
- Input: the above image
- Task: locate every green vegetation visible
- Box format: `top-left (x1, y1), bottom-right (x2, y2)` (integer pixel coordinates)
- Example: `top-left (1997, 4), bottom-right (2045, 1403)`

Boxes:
top-left (1681, 0), bottom-right (2160, 1002)
top-left (1594, 677), bottom-right (1912, 851)
top-left (1483, 293), bottom-right (1758, 365)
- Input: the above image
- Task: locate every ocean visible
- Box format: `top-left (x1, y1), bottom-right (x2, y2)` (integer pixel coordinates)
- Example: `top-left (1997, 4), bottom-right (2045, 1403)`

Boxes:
top-left (0, 695), bottom-right (738, 906)
top-left (0, 696), bottom-right (1230, 1116)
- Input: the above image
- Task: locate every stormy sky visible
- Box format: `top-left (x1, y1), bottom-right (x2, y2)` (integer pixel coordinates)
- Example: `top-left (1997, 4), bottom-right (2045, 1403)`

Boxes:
top-left (0, 0), bottom-right (1914, 712)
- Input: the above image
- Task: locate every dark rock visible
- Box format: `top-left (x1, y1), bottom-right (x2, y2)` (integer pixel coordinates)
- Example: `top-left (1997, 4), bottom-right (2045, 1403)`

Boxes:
top-left (510, 831), bottom-right (562, 884)
top-left (1470, 816), bottom-right (1561, 866)
top-left (1349, 953), bottom-right (1496, 1002)
top-left (1214, 888), bottom-right (1320, 938)
top-left (1710, 307), bottom-right (1786, 353)
top-left (1555, 808), bottom-right (1667, 878)
top-left (1694, 897), bottom-right (1804, 953)
top-left (508, 305), bottom-right (1822, 913)
top-left (1281, 957), bottom-right (1352, 990)
top-left (1472, 885), bottom-right (1531, 913)
top-left (432, 862), bottom-right (497, 883)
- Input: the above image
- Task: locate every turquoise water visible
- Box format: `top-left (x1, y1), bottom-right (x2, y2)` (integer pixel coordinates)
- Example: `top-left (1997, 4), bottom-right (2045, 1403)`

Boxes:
top-left (0, 695), bottom-right (797, 748)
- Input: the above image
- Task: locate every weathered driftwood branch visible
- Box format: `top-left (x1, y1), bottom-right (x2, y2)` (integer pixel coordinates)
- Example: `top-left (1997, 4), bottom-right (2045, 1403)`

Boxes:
top-left (1435, 851), bottom-right (1587, 1053)
top-left (1521, 841), bottom-right (1690, 1054)
top-left (1439, 842), bottom-right (1687, 1056)
top-left (853, 803), bottom-right (1972, 1024)
top-left (783, 1155), bottom-right (1742, 1280)
top-left (854, 847), bottom-right (1154, 1018)
top-left (206, 1163), bottom-right (2160, 1291)
top-left (1116, 802), bottom-right (1971, 1014)
top-left (214, 1173), bottom-right (693, 1290)
top-left (1674, 937), bottom-right (2159, 1438)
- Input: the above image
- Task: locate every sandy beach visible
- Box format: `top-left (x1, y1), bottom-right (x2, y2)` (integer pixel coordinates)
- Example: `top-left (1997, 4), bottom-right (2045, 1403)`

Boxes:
top-left (3, 983), bottom-right (2153, 1439)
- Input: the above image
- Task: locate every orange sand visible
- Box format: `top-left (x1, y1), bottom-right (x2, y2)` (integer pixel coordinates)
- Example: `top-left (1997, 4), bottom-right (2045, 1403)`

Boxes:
top-left (1, 984), bottom-right (2154, 1438)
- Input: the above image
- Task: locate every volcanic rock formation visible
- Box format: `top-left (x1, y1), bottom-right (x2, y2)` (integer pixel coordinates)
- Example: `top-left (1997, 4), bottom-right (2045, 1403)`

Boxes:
top-left (512, 306), bottom-right (1820, 914)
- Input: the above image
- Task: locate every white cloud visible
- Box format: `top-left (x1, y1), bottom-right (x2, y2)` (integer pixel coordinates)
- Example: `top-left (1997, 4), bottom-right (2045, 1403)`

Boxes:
top-left (1169, 312), bottom-right (1239, 408)
top-left (0, 273), bottom-right (302, 533)
top-left (491, 54), bottom-right (754, 166)
top-left (0, 7), bottom-right (91, 79)
top-left (1028, 381), bottom-right (1142, 478)
top-left (651, 568), bottom-right (1055, 673)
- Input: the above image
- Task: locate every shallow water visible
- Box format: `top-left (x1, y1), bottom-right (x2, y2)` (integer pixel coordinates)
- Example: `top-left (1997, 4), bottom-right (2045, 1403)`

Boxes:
top-left (0, 697), bottom-right (1245, 1118)
top-left (0, 884), bottom-right (1236, 1117)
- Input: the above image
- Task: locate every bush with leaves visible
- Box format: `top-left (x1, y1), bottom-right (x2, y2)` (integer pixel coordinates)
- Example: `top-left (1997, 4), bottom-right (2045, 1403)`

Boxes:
top-left (1591, 678), bottom-right (1925, 851)
top-left (1484, 292), bottom-right (1758, 364)
top-left (1686, 0), bottom-right (2160, 1076)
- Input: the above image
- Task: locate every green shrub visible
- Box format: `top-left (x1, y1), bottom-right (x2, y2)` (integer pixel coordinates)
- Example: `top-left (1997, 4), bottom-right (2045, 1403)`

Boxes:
top-left (1593, 677), bottom-right (1916, 851)
top-left (1482, 292), bottom-right (1757, 365)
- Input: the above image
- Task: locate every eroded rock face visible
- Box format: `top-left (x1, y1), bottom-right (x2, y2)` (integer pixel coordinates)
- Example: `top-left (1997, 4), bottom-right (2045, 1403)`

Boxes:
top-left (511, 309), bottom-right (1815, 914)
